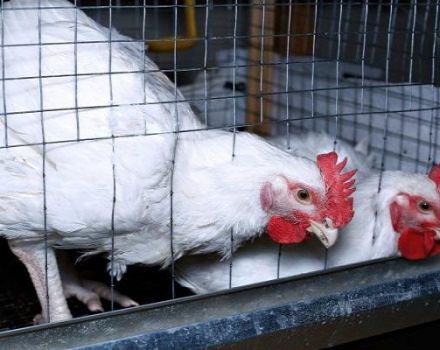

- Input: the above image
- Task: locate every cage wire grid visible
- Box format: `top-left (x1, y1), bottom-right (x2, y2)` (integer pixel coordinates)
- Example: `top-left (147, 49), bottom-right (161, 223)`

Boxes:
top-left (0, 0), bottom-right (438, 330)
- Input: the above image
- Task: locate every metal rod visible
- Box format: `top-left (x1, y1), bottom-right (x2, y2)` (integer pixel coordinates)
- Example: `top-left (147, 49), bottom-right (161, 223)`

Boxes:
top-left (426, 0), bottom-right (439, 171)
top-left (108, 0), bottom-right (116, 312)
top-left (373, 0), bottom-right (395, 244)
top-left (37, 0), bottom-right (50, 323)
top-left (169, 0), bottom-right (181, 300)
top-left (1, 0), bottom-right (8, 147)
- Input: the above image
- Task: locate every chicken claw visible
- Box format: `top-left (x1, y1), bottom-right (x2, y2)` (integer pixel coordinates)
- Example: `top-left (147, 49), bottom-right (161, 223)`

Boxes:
top-left (63, 279), bottom-right (139, 312)
top-left (58, 251), bottom-right (138, 313)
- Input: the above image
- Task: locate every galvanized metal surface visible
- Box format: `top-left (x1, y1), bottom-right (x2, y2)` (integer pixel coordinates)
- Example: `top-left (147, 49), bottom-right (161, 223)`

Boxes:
top-left (0, 256), bottom-right (439, 349)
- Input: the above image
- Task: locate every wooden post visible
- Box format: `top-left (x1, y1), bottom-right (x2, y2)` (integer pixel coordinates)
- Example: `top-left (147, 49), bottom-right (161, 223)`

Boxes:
top-left (245, 0), bottom-right (276, 136)
top-left (246, 2), bottom-right (315, 136)
top-left (275, 4), bottom-right (315, 57)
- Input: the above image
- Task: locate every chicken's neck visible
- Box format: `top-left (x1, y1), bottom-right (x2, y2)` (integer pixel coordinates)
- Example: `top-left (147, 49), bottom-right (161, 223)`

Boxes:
top-left (173, 130), bottom-right (304, 257)
top-left (327, 172), bottom-right (399, 267)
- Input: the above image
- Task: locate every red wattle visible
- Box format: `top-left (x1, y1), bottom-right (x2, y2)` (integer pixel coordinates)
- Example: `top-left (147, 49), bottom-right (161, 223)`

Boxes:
top-left (398, 228), bottom-right (437, 260)
top-left (267, 216), bottom-right (308, 244)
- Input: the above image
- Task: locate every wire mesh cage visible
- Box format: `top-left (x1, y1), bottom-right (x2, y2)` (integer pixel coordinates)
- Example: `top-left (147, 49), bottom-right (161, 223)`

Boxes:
top-left (0, 0), bottom-right (439, 339)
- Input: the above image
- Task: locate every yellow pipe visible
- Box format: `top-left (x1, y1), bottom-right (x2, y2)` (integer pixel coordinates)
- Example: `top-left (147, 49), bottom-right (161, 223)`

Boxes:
top-left (147, 0), bottom-right (198, 52)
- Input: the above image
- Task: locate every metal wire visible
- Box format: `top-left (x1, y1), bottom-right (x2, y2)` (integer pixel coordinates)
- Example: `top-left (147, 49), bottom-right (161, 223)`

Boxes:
top-left (203, 0), bottom-right (210, 127)
top-left (74, 0), bottom-right (80, 140)
top-left (169, 0), bottom-right (180, 300)
top-left (37, 0), bottom-right (50, 323)
top-left (108, 0), bottom-right (117, 312)
top-left (279, 0), bottom-right (293, 280)
top-left (284, 0), bottom-right (293, 149)
top-left (258, 0), bottom-right (267, 125)
top-left (358, 0), bottom-right (369, 141)
top-left (427, 0), bottom-right (440, 171)
top-left (311, 0), bottom-right (318, 129)
top-left (1, 0), bottom-right (7, 147)
top-left (373, 0), bottom-right (396, 244)
top-left (228, 0), bottom-right (239, 290)
top-left (231, 0), bottom-right (238, 156)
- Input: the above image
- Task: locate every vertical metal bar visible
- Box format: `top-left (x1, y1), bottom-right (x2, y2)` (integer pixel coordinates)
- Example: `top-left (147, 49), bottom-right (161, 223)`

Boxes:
top-left (394, 0), bottom-right (410, 171)
top-left (373, 0), bottom-right (395, 244)
top-left (370, 0), bottom-right (383, 65)
top-left (1, 0), bottom-right (8, 147)
top-left (108, 0), bottom-right (116, 311)
top-left (325, 0), bottom-right (343, 270)
top-left (367, 0), bottom-right (384, 143)
top-left (142, 0), bottom-right (148, 134)
top-left (434, 90), bottom-right (440, 165)
top-left (142, 0), bottom-right (146, 104)
top-left (311, 0), bottom-right (318, 130)
top-left (328, 1), bottom-right (338, 60)
top-left (284, 0), bottom-right (293, 150)
top-left (231, 0), bottom-right (238, 156)
top-left (169, 0), bottom-right (181, 299)
top-left (134, 0), bottom-right (140, 37)
top-left (408, 0), bottom-right (417, 107)
top-left (419, 0), bottom-right (431, 74)
top-left (409, 1), bottom-right (421, 171)
top-left (74, 0), bottom-right (80, 140)
top-left (277, 0), bottom-right (293, 280)
top-left (351, 1), bottom-right (361, 146)
top-left (203, 0), bottom-right (209, 127)
top-left (355, 1), bottom-right (367, 62)
top-left (229, 0), bottom-right (239, 290)
top-left (333, 0), bottom-right (343, 148)
top-left (341, 0), bottom-right (352, 63)
top-left (259, 0), bottom-right (267, 125)
top-left (418, 1), bottom-right (432, 170)
top-left (37, 0), bottom-right (50, 322)
top-left (402, 0), bottom-right (415, 80)
top-left (360, 1), bottom-right (369, 118)
top-left (426, 0), bottom-right (439, 171)
top-left (326, 1), bottom-right (339, 133)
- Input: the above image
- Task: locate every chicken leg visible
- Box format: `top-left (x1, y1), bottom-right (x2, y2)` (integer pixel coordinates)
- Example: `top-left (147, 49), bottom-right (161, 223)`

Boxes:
top-left (9, 240), bottom-right (72, 323)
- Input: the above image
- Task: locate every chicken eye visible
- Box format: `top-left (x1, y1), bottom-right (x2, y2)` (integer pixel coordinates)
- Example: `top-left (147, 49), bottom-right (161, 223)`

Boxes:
top-left (418, 200), bottom-right (432, 212)
top-left (295, 188), bottom-right (311, 204)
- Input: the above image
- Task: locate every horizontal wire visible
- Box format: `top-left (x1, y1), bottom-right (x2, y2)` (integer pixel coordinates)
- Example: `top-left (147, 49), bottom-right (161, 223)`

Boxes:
top-left (0, 2), bottom-right (436, 12)
top-left (0, 78), bottom-right (437, 118)
top-left (0, 104), bottom-right (438, 150)
top-left (1, 27), bottom-right (435, 48)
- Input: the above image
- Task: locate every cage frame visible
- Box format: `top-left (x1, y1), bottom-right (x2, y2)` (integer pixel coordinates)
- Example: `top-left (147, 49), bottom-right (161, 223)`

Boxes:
top-left (0, 256), bottom-right (439, 349)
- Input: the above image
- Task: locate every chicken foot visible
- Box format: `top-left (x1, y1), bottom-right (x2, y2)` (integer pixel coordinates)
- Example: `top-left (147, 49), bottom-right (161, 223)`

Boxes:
top-left (57, 251), bottom-right (139, 313)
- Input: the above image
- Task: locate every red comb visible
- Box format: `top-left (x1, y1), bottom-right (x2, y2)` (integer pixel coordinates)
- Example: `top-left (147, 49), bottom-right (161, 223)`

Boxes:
top-left (316, 152), bottom-right (356, 228)
top-left (428, 164), bottom-right (440, 192)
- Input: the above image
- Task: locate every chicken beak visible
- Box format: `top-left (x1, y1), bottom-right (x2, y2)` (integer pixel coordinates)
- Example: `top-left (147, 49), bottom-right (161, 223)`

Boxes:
top-left (434, 229), bottom-right (440, 242)
top-left (306, 219), bottom-right (338, 248)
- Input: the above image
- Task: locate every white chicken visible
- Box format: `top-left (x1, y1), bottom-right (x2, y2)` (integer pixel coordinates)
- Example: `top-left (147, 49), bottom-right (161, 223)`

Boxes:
top-left (176, 136), bottom-right (440, 294)
top-left (0, 0), bottom-right (356, 322)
